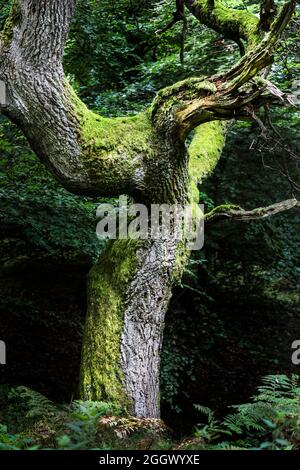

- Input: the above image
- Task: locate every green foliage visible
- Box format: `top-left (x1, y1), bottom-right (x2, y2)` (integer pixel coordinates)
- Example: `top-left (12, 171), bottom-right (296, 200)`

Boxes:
top-left (65, 0), bottom-right (240, 115)
top-left (56, 400), bottom-right (123, 450)
top-left (0, 385), bottom-right (59, 433)
top-left (0, 0), bottom-right (13, 29)
top-left (0, 386), bottom-right (169, 450)
top-left (190, 375), bottom-right (300, 450)
top-left (0, 424), bottom-right (37, 450)
top-left (0, 375), bottom-right (299, 450)
top-left (203, 119), bottom-right (300, 291)
top-left (8, 386), bottom-right (57, 420)
top-left (0, 117), bottom-right (102, 261)
top-left (271, 6), bottom-right (300, 95)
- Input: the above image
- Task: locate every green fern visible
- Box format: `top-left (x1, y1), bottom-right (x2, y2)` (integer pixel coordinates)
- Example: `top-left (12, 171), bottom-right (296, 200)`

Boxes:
top-left (193, 375), bottom-right (300, 450)
top-left (8, 386), bottom-right (57, 419)
top-left (223, 403), bottom-right (271, 434)
top-left (193, 404), bottom-right (214, 421)
top-left (193, 404), bottom-right (231, 443)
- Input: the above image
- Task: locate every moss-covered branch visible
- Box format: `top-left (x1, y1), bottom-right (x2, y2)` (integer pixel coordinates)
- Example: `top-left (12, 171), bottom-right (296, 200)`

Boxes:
top-left (157, 1), bottom-right (296, 139)
top-left (184, 0), bottom-right (261, 48)
top-left (1, 1), bottom-right (295, 203)
top-left (223, 0), bottom-right (296, 90)
top-left (206, 198), bottom-right (299, 223)
top-left (182, 1), bottom-right (295, 212)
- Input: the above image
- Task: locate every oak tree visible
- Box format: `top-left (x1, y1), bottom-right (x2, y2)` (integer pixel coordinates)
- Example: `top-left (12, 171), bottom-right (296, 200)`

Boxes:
top-left (0, 0), bottom-right (297, 418)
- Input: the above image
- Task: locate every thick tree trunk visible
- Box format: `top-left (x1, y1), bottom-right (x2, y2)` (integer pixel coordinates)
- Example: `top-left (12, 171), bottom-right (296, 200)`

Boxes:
top-left (80, 236), bottom-right (188, 418)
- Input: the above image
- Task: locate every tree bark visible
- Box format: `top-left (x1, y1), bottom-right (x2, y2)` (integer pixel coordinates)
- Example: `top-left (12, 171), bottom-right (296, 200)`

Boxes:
top-left (80, 235), bottom-right (189, 418)
top-left (0, 0), bottom-right (296, 418)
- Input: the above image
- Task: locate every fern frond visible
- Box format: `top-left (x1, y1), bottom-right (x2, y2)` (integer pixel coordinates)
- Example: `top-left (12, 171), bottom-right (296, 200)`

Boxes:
top-left (9, 386), bottom-right (57, 419)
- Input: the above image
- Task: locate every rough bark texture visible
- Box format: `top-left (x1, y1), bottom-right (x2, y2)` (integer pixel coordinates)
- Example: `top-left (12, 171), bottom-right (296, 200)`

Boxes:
top-left (0, 0), bottom-right (296, 418)
top-left (120, 236), bottom-right (187, 418)
top-left (81, 235), bottom-right (188, 418)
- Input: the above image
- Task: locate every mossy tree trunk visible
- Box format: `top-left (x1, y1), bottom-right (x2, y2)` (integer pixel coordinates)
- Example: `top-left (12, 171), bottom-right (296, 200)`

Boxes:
top-left (80, 236), bottom-right (189, 418)
top-left (0, 0), bottom-right (295, 417)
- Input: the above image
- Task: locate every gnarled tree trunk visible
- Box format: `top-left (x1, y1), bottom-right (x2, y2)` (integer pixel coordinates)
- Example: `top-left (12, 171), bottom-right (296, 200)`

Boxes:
top-left (0, 0), bottom-right (296, 417)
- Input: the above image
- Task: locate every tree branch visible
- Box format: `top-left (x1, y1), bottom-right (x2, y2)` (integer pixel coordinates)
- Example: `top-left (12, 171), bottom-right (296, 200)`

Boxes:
top-left (0, 0), bottom-right (77, 66)
top-left (206, 198), bottom-right (299, 223)
top-left (0, 0), bottom-right (296, 204)
top-left (152, 0), bottom-right (296, 139)
top-left (156, 0), bottom-right (185, 34)
top-left (0, 1), bottom-right (152, 199)
top-left (223, 0), bottom-right (296, 91)
top-left (259, 0), bottom-right (278, 31)
top-left (184, 0), bottom-right (261, 48)
top-left (156, 0), bottom-right (187, 63)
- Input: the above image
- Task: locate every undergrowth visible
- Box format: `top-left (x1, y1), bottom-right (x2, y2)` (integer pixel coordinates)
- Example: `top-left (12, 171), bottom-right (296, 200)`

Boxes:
top-left (0, 375), bottom-right (299, 450)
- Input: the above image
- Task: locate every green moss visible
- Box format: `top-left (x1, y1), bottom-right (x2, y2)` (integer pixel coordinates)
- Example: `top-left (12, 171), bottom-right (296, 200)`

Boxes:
top-left (155, 78), bottom-right (216, 100)
top-left (151, 77), bottom-right (217, 122)
top-left (188, 121), bottom-right (227, 203)
top-left (205, 203), bottom-right (242, 221)
top-left (1, 0), bottom-right (21, 47)
top-left (195, 0), bottom-right (261, 48)
top-left (173, 241), bottom-right (190, 283)
top-left (69, 84), bottom-right (152, 154)
top-left (66, 83), bottom-right (154, 192)
top-left (79, 238), bottom-right (144, 410)
top-left (190, 180), bottom-right (201, 204)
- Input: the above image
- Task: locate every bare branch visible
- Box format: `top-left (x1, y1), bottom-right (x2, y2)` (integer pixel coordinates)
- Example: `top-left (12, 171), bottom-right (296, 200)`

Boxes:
top-left (180, 9), bottom-right (188, 63)
top-left (156, 0), bottom-right (187, 63)
top-left (155, 0), bottom-right (184, 34)
top-left (260, 0), bottom-right (278, 31)
top-left (206, 198), bottom-right (299, 224)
